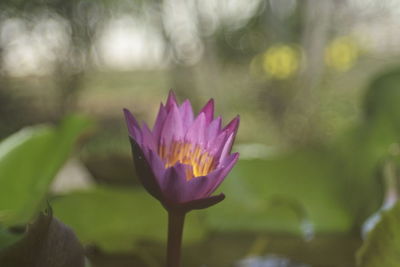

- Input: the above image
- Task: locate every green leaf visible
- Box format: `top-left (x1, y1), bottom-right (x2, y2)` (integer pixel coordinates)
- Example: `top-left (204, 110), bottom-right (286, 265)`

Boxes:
top-left (0, 115), bottom-right (91, 226)
top-left (356, 203), bottom-right (400, 267)
top-left (51, 187), bottom-right (206, 253)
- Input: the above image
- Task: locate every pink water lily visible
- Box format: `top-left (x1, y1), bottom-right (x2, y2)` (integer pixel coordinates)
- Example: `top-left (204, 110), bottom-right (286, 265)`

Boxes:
top-left (124, 91), bottom-right (239, 212)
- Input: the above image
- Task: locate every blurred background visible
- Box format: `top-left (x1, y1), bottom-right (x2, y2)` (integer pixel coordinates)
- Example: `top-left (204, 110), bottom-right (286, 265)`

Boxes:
top-left (2, 0), bottom-right (400, 266)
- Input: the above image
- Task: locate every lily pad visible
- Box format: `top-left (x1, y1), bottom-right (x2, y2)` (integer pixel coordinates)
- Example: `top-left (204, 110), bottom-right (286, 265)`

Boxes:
top-left (51, 186), bottom-right (206, 253)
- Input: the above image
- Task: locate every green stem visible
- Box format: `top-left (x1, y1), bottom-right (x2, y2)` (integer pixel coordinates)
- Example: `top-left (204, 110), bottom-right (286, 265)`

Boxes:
top-left (166, 211), bottom-right (185, 267)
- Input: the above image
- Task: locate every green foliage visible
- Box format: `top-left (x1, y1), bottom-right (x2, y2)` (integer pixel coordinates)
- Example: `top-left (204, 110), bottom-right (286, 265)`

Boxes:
top-left (0, 115), bottom-right (91, 226)
top-left (51, 186), bottom-right (206, 253)
top-left (364, 67), bottom-right (400, 124)
top-left (356, 203), bottom-right (400, 267)
top-left (206, 150), bottom-right (355, 235)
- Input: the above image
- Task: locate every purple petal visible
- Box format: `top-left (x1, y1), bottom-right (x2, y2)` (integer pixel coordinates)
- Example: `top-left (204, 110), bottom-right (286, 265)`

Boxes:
top-left (179, 99), bottom-right (194, 131)
top-left (205, 152), bottom-right (239, 195)
top-left (141, 122), bottom-right (156, 151)
top-left (123, 109), bottom-right (142, 144)
top-left (212, 116), bottom-right (239, 160)
top-left (223, 115), bottom-right (240, 137)
top-left (207, 130), bottom-right (227, 156)
top-left (185, 112), bottom-right (206, 146)
top-left (218, 133), bottom-right (235, 162)
top-left (166, 90), bottom-right (178, 111)
top-left (152, 103), bottom-right (167, 145)
top-left (147, 149), bottom-right (167, 188)
top-left (162, 164), bottom-right (191, 203)
top-left (162, 163), bottom-right (215, 204)
top-left (160, 103), bottom-right (184, 147)
top-left (182, 176), bottom-right (215, 201)
top-left (206, 116), bottom-right (222, 141)
top-left (129, 137), bottom-right (163, 201)
top-left (199, 98), bottom-right (214, 123)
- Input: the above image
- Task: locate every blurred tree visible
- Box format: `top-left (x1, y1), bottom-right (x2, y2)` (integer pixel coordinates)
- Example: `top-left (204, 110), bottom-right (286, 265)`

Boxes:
top-left (0, 0), bottom-right (108, 130)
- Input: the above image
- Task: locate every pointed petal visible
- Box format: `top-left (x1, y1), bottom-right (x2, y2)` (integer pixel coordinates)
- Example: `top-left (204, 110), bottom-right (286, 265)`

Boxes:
top-left (162, 163), bottom-right (217, 205)
top-left (147, 149), bottom-right (167, 187)
top-left (199, 98), bottom-right (214, 123)
top-left (223, 115), bottom-right (240, 137)
top-left (162, 164), bottom-right (191, 203)
top-left (185, 112), bottom-right (206, 146)
top-left (179, 99), bottom-right (194, 131)
top-left (166, 90), bottom-right (178, 111)
top-left (141, 122), bottom-right (156, 151)
top-left (129, 137), bottom-right (163, 201)
top-left (207, 130), bottom-right (227, 156)
top-left (123, 109), bottom-right (142, 144)
top-left (215, 116), bottom-right (239, 160)
top-left (218, 133), bottom-right (234, 162)
top-left (160, 103), bottom-right (184, 147)
top-left (152, 103), bottom-right (167, 145)
top-left (206, 152), bottom-right (239, 195)
top-left (182, 176), bottom-right (214, 201)
top-left (207, 116), bottom-right (222, 141)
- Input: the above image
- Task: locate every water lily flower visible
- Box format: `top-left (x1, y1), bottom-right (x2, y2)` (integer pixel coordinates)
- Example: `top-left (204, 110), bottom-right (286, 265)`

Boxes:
top-left (124, 91), bottom-right (239, 213)
top-left (124, 91), bottom-right (239, 267)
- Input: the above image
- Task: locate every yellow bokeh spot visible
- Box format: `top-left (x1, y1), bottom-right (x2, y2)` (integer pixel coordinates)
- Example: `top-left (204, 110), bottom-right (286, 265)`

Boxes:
top-left (325, 36), bottom-right (359, 72)
top-left (262, 44), bottom-right (300, 79)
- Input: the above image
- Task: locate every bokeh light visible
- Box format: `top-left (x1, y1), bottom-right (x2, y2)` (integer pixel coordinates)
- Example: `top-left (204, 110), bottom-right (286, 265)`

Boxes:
top-left (260, 44), bottom-right (301, 80)
top-left (325, 36), bottom-right (359, 72)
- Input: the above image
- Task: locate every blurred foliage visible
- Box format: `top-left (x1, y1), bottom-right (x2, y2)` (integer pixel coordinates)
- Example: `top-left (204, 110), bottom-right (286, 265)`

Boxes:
top-left (0, 115), bottom-right (91, 227)
top-left (206, 152), bottom-right (354, 235)
top-left (356, 203), bottom-right (400, 267)
top-left (51, 186), bottom-right (206, 253)
top-left (0, 115), bottom-right (91, 254)
top-left (364, 67), bottom-right (400, 125)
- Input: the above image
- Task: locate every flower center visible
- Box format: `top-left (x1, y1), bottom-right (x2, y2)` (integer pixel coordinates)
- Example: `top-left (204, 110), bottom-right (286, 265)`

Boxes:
top-left (158, 141), bottom-right (216, 180)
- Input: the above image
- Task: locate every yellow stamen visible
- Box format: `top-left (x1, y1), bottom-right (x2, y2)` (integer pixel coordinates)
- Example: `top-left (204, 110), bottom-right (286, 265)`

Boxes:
top-left (158, 141), bottom-right (216, 180)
